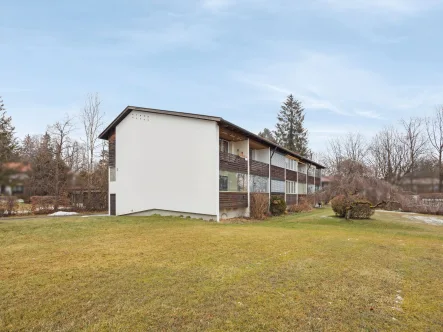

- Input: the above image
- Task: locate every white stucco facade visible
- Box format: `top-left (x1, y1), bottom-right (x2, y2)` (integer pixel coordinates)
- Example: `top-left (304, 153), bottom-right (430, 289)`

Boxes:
top-left (109, 110), bottom-right (219, 220)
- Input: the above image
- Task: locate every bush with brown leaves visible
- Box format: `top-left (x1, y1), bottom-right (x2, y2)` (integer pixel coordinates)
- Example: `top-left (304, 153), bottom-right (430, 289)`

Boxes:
top-left (288, 201), bottom-right (313, 213)
top-left (250, 193), bottom-right (269, 220)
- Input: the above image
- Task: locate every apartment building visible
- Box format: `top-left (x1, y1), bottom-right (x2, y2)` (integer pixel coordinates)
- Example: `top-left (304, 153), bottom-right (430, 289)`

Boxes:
top-left (99, 106), bottom-right (324, 221)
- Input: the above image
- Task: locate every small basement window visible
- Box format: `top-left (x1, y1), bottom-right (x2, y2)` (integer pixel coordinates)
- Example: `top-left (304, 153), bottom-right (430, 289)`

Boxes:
top-left (110, 167), bottom-right (116, 182)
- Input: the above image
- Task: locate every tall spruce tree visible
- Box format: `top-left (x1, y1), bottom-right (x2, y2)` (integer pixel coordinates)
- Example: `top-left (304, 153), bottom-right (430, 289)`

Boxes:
top-left (274, 94), bottom-right (309, 156)
top-left (0, 97), bottom-right (18, 187)
top-left (0, 97), bottom-right (18, 162)
top-left (27, 133), bottom-right (56, 196)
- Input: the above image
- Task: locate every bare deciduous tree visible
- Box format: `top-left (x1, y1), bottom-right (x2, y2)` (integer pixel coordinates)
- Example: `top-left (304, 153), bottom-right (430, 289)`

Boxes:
top-left (65, 140), bottom-right (87, 174)
top-left (80, 93), bottom-right (104, 205)
top-left (425, 106), bottom-right (443, 192)
top-left (369, 126), bottom-right (408, 184)
top-left (48, 115), bottom-right (75, 209)
top-left (401, 117), bottom-right (427, 191)
top-left (323, 133), bottom-right (367, 175)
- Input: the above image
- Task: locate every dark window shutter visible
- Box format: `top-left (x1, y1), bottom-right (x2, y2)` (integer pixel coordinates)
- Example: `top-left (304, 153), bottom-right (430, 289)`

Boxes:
top-left (110, 194), bottom-right (116, 216)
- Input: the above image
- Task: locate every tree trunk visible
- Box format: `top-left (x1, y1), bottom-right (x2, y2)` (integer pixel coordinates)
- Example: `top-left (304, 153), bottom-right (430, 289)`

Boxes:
top-left (439, 151), bottom-right (443, 193)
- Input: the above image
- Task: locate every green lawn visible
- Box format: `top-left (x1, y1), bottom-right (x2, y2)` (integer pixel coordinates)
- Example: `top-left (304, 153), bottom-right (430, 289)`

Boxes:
top-left (1, 209), bottom-right (442, 331)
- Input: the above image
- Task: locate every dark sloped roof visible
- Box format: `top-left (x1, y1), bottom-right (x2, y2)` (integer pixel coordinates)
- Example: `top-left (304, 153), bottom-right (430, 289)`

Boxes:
top-left (99, 106), bottom-right (325, 169)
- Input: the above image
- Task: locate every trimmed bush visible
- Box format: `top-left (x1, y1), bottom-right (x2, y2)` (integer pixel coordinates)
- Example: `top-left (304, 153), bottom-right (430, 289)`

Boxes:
top-left (250, 193), bottom-right (269, 220)
top-left (270, 195), bottom-right (286, 216)
top-left (331, 195), bottom-right (374, 219)
top-left (331, 195), bottom-right (353, 218)
top-left (349, 201), bottom-right (375, 219)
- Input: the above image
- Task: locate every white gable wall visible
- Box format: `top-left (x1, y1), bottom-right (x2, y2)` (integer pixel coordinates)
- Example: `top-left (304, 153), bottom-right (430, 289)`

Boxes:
top-left (112, 110), bottom-right (219, 219)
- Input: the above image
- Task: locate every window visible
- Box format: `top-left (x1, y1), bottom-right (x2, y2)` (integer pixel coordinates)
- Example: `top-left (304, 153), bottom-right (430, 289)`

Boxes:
top-left (285, 158), bottom-right (298, 171)
top-left (286, 181), bottom-right (296, 194)
top-left (250, 175), bottom-right (268, 193)
top-left (271, 180), bottom-right (285, 193)
top-left (308, 167), bottom-right (316, 176)
top-left (219, 171), bottom-right (247, 192)
top-left (219, 139), bottom-right (230, 153)
top-left (271, 153), bottom-right (286, 168)
top-left (298, 182), bottom-right (307, 194)
top-left (110, 167), bottom-right (116, 182)
top-left (298, 164), bottom-right (307, 174)
top-left (12, 185), bottom-right (24, 194)
top-left (308, 184), bottom-right (315, 194)
top-left (220, 176), bottom-right (228, 191)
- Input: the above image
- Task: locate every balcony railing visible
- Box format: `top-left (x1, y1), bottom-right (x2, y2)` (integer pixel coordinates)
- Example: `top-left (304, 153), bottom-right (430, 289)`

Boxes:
top-left (250, 159), bottom-right (269, 177)
top-left (219, 151), bottom-right (248, 173)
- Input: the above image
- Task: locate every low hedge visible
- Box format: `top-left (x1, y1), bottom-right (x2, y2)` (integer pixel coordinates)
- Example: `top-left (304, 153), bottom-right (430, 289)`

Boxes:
top-left (31, 196), bottom-right (70, 214)
top-left (0, 196), bottom-right (19, 216)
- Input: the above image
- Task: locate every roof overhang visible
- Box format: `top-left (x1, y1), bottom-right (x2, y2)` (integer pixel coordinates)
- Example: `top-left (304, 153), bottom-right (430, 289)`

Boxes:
top-left (99, 106), bottom-right (221, 140)
top-left (218, 119), bottom-right (325, 169)
top-left (99, 106), bottom-right (325, 169)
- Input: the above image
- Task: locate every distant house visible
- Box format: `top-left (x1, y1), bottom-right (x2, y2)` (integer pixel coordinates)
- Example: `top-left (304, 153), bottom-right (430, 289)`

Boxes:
top-left (99, 106), bottom-right (325, 220)
top-left (321, 176), bottom-right (334, 189)
top-left (0, 162), bottom-right (30, 196)
top-left (398, 173), bottom-right (440, 194)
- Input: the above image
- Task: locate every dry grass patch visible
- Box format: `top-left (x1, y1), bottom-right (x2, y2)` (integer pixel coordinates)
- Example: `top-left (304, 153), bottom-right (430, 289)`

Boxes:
top-left (1, 209), bottom-right (442, 331)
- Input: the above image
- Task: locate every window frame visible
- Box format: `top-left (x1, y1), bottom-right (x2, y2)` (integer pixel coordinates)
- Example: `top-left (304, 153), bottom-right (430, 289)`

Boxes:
top-left (110, 167), bottom-right (116, 182)
top-left (286, 180), bottom-right (297, 194)
top-left (219, 139), bottom-right (230, 154)
top-left (219, 171), bottom-right (247, 192)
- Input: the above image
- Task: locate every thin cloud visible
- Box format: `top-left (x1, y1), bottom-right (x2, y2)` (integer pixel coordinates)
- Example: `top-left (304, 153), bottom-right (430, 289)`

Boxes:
top-left (201, 0), bottom-right (235, 11)
top-left (320, 0), bottom-right (442, 14)
top-left (355, 110), bottom-right (383, 119)
top-left (234, 50), bottom-right (441, 120)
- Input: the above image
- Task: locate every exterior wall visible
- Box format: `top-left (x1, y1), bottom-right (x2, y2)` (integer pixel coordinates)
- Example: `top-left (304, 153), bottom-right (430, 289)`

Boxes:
top-left (286, 170), bottom-right (298, 181)
top-left (271, 152), bottom-right (286, 168)
top-left (219, 139), bottom-right (250, 218)
top-left (231, 140), bottom-right (248, 158)
top-left (298, 183), bottom-right (307, 195)
top-left (271, 165), bottom-right (285, 180)
top-left (254, 149), bottom-right (270, 164)
top-left (308, 176), bottom-right (316, 185)
top-left (219, 152), bottom-right (248, 173)
top-left (286, 194), bottom-right (298, 206)
top-left (130, 209), bottom-right (216, 221)
top-left (219, 192), bottom-right (248, 209)
top-left (220, 208), bottom-right (249, 220)
top-left (113, 110), bottom-right (218, 218)
top-left (250, 160), bottom-right (269, 177)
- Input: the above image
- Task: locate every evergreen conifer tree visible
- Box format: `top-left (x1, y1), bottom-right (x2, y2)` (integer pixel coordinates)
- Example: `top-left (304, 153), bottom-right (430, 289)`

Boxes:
top-left (274, 94), bottom-right (309, 156)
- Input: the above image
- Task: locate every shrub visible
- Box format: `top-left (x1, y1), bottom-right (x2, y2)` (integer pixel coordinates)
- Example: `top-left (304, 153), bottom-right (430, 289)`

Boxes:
top-left (31, 196), bottom-right (70, 215)
top-left (250, 193), bottom-right (269, 220)
top-left (288, 201), bottom-right (312, 213)
top-left (270, 195), bottom-right (286, 216)
top-left (331, 195), bottom-right (374, 219)
top-left (0, 196), bottom-right (18, 216)
top-left (349, 201), bottom-right (375, 219)
top-left (331, 195), bottom-right (353, 218)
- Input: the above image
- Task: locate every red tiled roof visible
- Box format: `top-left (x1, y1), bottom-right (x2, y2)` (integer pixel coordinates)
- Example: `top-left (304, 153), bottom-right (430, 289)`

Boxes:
top-left (4, 162), bottom-right (31, 173)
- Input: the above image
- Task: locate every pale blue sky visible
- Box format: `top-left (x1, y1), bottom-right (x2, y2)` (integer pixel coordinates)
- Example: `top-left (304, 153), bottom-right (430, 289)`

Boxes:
top-left (2, 0), bottom-right (443, 152)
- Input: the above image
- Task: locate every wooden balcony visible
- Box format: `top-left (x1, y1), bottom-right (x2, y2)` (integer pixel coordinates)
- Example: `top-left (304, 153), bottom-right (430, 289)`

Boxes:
top-left (250, 160), bottom-right (269, 177)
top-left (219, 151), bottom-right (248, 173)
top-left (271, 165), bottom-right (285, 180)
top-left (219, 192), bottom-right (248, 209)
